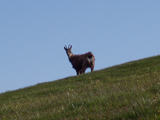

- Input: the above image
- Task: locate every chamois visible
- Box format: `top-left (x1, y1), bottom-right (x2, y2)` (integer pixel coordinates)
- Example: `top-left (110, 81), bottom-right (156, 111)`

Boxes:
top-left (64, 45), bottom-right (95, 75)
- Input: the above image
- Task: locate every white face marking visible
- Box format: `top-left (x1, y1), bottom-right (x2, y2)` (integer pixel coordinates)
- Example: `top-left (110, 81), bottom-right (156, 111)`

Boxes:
top-left (67, 51), bottom-right (73, 57)
top-left (69, 53), bottom-right (73, 57)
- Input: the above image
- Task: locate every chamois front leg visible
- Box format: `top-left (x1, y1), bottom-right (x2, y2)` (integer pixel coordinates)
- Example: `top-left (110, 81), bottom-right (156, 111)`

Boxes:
top-left (76, 70), bottom-right (80, 75)
top-left (80, 67), bottom-right (87, 75)
top-left (80, 71), bottom-right (85, 75)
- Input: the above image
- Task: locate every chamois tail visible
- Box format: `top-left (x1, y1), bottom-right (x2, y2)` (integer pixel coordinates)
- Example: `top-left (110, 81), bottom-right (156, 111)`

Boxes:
top-left (87, 52), bottom-right (95, 65)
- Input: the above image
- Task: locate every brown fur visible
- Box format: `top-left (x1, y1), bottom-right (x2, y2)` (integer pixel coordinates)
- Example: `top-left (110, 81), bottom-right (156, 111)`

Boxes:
top-left (64, 45), bottom-right (95, 75)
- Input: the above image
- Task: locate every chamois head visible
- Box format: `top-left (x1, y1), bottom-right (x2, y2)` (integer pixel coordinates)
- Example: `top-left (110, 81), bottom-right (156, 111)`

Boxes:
top-left (64, 45), bottom-right (73, 58)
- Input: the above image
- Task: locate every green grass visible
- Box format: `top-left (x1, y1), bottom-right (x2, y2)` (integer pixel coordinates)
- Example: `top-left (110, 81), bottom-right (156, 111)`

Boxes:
top-left (0, 55), bottom-right (160, 120)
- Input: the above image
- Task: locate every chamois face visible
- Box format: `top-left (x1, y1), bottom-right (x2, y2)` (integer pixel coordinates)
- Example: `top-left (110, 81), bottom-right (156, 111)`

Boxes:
top-left (64, 45), bottom-right (73, 58)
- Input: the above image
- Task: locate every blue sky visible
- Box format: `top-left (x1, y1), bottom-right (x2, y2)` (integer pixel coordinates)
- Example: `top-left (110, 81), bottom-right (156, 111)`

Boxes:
top-left (0, 1), bottom-right (160, 93)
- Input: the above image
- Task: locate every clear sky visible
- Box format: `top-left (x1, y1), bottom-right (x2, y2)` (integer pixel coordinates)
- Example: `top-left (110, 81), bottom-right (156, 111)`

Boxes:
top-left (0, 1), bottom-right (160, 93)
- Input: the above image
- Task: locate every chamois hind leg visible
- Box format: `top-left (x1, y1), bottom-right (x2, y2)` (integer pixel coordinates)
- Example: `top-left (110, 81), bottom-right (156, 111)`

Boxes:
top-left (91, 66), bottom-right (94, 72)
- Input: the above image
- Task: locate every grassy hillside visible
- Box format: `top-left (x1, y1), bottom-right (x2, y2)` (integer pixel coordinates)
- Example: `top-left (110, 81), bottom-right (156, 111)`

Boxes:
top-left (0, 56), bottom-right (160, 120)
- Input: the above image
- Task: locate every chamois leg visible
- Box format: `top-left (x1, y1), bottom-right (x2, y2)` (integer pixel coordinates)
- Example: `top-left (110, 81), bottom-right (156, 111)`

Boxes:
top-left (80, 67), bottom-right (86, 74)
top-left (80, 71), bottom-right (85, 74)
top-left (76, 70), bottom-right (80, 75)
top-left (91, 66), bottom-right (94, 72)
